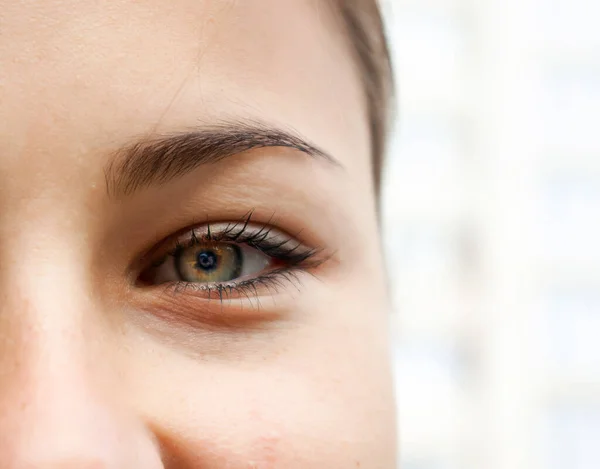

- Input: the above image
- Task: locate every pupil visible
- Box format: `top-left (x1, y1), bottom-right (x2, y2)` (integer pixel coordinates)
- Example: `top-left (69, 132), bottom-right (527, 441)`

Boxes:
top-left (196, 250), bottom-right (218, 272)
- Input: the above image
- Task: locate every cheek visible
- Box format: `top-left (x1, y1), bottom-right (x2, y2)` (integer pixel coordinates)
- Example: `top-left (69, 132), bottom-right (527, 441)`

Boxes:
top-left (123, 322), bottom-right (395, 468)
top-left (156, 416), bottom-right (287, 468)
top-left (153, 394), bottom-right (380, 469)
top-left (252, 434), bottom-right (281, 468)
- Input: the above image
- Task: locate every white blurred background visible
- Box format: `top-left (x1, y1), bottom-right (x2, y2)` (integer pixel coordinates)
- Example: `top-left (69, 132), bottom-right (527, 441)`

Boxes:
top-left (380, 0), bottom-right (600, 468)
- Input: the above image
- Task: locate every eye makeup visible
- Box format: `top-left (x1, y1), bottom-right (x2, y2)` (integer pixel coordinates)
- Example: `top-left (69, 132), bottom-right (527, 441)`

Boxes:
top-left (136, 211), bottom-right (329, 304)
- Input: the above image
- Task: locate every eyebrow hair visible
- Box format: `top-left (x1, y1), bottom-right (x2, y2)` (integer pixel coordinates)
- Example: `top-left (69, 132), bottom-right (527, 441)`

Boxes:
top-left (104, 120), bottom-right (340, 197)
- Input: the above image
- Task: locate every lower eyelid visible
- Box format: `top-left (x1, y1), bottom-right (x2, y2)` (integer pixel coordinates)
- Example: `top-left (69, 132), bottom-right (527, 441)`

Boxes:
top-left (129, 269), bottom-right (312, 329)
top-left (132, 288), bottom-right (285, 331)
top-left (166, 263), bottom-right (308, 299)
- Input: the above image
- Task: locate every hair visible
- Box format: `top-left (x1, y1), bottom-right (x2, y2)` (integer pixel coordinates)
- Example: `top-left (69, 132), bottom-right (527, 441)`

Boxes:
top-left (332, 0), bottom-right (394, 193)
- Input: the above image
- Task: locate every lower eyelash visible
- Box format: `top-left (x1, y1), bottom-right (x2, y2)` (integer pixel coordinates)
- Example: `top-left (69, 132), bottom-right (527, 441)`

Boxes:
top-left (164, 266), bottom-right (308, 304)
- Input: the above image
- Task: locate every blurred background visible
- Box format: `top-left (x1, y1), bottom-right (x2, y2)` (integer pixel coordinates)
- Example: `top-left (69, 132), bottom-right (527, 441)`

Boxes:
top-left (379, 0), bottom-right (600, 468)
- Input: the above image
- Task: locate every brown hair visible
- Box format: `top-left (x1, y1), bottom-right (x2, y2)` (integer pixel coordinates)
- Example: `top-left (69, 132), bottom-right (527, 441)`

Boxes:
top-left (332, 0), bottom-right (394, 192)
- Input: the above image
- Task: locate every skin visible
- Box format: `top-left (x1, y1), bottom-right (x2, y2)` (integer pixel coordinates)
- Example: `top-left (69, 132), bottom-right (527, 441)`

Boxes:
top-left (0, 0), bottom-right (396, 467)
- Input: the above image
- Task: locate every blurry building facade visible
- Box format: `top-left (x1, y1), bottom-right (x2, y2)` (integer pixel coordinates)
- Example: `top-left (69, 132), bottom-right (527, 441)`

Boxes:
top-left (381, 0), bottom-right (600, 467)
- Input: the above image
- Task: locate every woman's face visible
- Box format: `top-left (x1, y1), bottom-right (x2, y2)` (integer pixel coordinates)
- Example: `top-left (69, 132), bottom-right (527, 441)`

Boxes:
top-left (0, 1), bottom-right (395, 467)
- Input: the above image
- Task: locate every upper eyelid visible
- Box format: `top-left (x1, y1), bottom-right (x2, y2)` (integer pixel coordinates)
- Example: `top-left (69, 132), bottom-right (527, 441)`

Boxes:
top-left (173, 226), bottom-right (311, 260)
top-left (142, 221), bottom-right (311, 266)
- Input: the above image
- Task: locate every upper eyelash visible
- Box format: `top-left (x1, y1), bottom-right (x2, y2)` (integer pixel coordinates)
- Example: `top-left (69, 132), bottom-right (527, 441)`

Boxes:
top-left (169, 213), bottom-right (322, 267)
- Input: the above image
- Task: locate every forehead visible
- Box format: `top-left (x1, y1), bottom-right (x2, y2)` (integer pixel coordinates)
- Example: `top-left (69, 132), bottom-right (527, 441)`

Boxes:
top-left (0, 0), bottom-right (369, 176)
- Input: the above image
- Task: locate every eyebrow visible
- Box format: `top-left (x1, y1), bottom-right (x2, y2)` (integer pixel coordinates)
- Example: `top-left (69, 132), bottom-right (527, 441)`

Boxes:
top-left (104, 120), bottom-right (340, 197)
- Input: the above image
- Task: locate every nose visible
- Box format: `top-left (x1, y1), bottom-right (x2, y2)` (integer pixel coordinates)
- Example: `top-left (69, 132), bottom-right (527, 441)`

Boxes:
top-left (0, 281), bottom-right (163, 468)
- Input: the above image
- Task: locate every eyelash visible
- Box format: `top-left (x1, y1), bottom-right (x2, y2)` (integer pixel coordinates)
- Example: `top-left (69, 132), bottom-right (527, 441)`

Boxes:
top-left (141, 213), bottom-right (325, 303)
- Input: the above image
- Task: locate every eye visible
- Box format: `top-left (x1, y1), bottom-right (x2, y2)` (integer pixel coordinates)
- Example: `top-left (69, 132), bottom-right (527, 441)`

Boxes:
top-left (144, 241), bottom-right (273, 285)
top-left (136, 219), bottom-right (323, 295)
